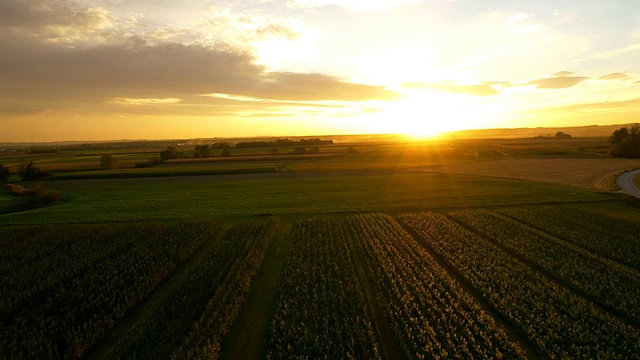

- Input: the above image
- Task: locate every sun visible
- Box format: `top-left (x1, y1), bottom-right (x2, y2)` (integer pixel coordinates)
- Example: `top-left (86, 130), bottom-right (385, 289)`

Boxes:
top-left (369, 91), bottom-right (502, 138)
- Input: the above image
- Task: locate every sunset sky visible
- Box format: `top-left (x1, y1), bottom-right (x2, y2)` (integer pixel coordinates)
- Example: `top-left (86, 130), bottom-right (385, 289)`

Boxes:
top-left (1, 0), bottom-right (639, 142)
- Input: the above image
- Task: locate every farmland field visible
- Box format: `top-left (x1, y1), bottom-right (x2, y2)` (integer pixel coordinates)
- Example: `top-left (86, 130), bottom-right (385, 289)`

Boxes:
top-left (2, 137), bottom-right (640, 359)
top-left (2, 201), bottom-right (640, 358)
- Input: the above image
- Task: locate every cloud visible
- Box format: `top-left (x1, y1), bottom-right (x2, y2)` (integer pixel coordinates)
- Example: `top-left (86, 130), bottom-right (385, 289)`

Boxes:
top-left (558, 97), bottom-right (640, 111)
top-left (590, 43), bottom-right (640, 60)
top-left (108, 97), bottom-right (182, 105)
top-left (402, 82), bottom-right (499, 96)
top-left (0, 31), bottom-right (398, 118)
top-left (598, 72), bottom-right (632, 81)
top-left (524, 72), bottom-right (589, 89)
top-left (0, 0), bottom-right (115, 41)
top-left (248, 72), bottom-right (399, 101)
top-left (256, 23), bottom-right (299, 40)
top-left (289, 0), bottom-right (420, 13)
top-left (0, 35), bottom-right (262, 100)
top-left (197, 6), bottom-right (301, 50)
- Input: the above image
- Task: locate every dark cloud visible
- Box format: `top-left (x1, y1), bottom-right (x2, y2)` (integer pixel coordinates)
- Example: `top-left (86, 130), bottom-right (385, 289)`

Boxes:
top-left (402, 82), bottom-right (499, 96)
top-left (0, 35), bottom-right (398, 116)
top-left (0, 34), bottom-right (261, 101)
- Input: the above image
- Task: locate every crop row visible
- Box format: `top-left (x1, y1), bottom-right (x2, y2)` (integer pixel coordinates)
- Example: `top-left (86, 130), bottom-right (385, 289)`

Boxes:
top-left (399, 212), bottom-right (640, 359)
top-left (495, 204), bottom-right (640, 272)
top-left (449, 209), bottom-right (640, 325)
top-left (170, 219), bottom-right (278, 359)
top-left (1, 224), bottom-right (141, 320)
top-left (266, 218), bottom-right (381, 359)
top-left (345, 214), bottom-right (525, 359)
top-left (1, 221), bottom-right (216, 359)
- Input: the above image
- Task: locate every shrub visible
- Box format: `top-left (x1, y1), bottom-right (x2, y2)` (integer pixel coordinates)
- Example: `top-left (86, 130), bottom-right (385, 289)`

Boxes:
top-left (291, 147), bottom-right (308, 155)
top-left (221, 149), bottom-right (231, 157)
top-left (5, 183), bottom-right (62, 207)
top-left (6, 183), bottom-right (30, 196)
top-left (30, 184), bottom-right (62, 207)
top-left (270, 148), bottom-right (280, 155)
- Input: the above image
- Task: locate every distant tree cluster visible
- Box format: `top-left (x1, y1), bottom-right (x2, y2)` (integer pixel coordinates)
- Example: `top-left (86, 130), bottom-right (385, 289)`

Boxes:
top-left (27, 147), bottom-right (60, 154)
top-left (160, 146), bottom-right (182, 161)
top-left (21, 162), bottom-right (50, 181)
top-left (554, 131), bottom-right (572, 139)
top-left (235, 138), bottom-right (333, 148)
top-left (194, 145), bottom-right (212, 158)
top-left (609, 124), bottom-right (640, 158)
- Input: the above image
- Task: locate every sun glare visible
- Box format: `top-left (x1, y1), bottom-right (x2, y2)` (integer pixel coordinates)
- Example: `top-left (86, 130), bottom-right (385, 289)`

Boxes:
top-left (368, 91), bottom-right (499, 138)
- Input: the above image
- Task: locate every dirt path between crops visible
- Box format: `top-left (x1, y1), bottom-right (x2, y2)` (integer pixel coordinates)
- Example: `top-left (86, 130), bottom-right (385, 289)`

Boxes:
top-left (394, 216), bottom-right (545, 359)
top-left (342, 221), bottom-right (398, 360)
top-left (86, 226), bottom-right (226, 360)
top-left (220, 222), bottom-right (292, 360)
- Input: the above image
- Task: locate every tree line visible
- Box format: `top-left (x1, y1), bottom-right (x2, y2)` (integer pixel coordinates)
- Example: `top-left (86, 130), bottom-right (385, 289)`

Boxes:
top-left (609, 124), bottom-right (640, 158)
top-left (235, 138), bottom-right (333, 148)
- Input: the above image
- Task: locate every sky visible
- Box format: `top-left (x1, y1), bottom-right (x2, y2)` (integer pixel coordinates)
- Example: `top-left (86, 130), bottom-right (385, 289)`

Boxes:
top-left (1, 0), bottom-right (639, 142)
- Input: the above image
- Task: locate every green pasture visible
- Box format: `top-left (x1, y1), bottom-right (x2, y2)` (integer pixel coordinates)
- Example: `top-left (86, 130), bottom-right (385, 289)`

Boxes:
top-left (51, 163), bottom-right (285, 180)
top-left (0, 172), bottom-right (609, 225)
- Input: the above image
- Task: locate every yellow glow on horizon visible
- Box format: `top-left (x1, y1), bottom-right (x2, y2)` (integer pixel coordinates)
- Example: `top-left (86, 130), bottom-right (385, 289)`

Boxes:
top-left (108, 97), bottom-right (182, 105)
top-left (362, 91), bottom-right (505, 137)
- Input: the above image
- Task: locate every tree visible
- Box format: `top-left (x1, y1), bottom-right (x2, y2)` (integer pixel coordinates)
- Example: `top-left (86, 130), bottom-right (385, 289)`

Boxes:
top-left (221, 149), bottom-right (231, 157)
top-left (22, 162), bottom-right (50, 181)
top-left (291, 147), bottom-right (308, 154)
top-left (309, 147), bottom-right (320, 154)
top-left (270, 148), bottom-right (280, 155)
top-left (100, 154), bottom-right (119, 170)
top-left (160, 146), bottom-right (181, 161)
top-left (609, 124), bottom-right (640, 157)
top-left (194, 145), bottom-right (211, 157)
